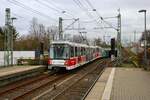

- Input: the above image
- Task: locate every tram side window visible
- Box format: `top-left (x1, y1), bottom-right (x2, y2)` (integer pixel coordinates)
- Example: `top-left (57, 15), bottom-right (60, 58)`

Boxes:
top-left (82, 48), bottom-right (84, 55)
top-left (87, 48), bottom-right (90, 55)
top-left (89, 48), bottom-right (91, 55)
top-left (100, 48), bottom-right (102, 53)
top-left (85, 48), bottom-right (87, 55)
top-left (79, 47), bottom-right (81, 56)
top-left (75, 47), bottom-right (78, 56)
top-left (82, 48), bottom-right (85, 55)
top-left (70, 46), bottom-right (74, 57)
top-left (86, 48), bottom-right (89, 55)
top-left (96, 48), bottom-right (99, 52)
top-left (77, 47), bottom-right (80, 56)
top-left (94, 48), bottom-right (96, 53)
top-left (81, 47), bottom-right (83, 55)
top-left (84, 48), bottom-right (86, 55)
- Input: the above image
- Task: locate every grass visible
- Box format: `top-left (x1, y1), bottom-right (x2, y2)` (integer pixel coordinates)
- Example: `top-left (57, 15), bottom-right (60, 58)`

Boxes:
top-left (120, 63), bottom-right (136, 68)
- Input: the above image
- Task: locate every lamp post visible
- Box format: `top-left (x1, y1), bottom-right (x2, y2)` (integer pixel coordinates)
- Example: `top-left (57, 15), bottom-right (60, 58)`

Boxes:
top-left (11, 17), bottom-right (17, 26)
top-left (138, 9), bottom-right (147, 66)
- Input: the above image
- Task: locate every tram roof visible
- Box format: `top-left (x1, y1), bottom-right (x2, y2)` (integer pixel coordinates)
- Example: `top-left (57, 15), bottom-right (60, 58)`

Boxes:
top-left (51, 41), bottom-right (88, 47)
top-left (51, 41), bottom-right (102, 48)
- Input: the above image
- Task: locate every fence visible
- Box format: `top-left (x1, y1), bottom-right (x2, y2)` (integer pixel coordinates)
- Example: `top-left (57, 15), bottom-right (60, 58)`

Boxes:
top-left (0, 51), bottom-right (35, 67)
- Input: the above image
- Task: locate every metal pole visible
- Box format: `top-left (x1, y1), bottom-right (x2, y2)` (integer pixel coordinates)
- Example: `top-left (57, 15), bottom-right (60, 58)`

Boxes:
top-left (10, 17), bottom-right (17, 66)
top-left (59, 17), bottom-right (63, 40)
top-left (144, 11), bottom-right (147, 66)
top-left (4, 8), bottom-right (11, 67)
top-left (11, 19), bottom-right (14, 66)
top-left (138, 9), bottom-right (147, 66)
top-left (134, 31), bottom-right (136, 42)
top-left (117, 9), bottom-right (122, 66)
top-left (10, 22), bottom-right (13, 66)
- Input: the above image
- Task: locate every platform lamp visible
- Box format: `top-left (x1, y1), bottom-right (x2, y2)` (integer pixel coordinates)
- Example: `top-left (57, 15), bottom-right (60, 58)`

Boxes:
top-left (138, 9), bottom-right (148, 67)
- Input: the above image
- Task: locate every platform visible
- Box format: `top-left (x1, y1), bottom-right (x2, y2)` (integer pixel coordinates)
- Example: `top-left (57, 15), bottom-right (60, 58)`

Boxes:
top-left (0, 65), bottom-right (46, 87)
top-left (85, 67), bottom-right (150, 100)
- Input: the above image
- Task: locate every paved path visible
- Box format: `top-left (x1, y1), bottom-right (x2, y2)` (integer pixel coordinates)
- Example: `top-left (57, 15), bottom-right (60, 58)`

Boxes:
top-left (111, 68), bottom-right (150, 100)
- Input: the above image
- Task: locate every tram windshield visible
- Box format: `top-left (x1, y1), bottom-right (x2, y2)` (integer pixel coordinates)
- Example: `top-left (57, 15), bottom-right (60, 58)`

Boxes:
top-left (49, 44), bottom-right (69, 59)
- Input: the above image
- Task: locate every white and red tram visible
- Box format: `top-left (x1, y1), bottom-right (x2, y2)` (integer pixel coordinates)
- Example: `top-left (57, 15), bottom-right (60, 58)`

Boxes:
top-left (48, 41), bottom-right (102, 70)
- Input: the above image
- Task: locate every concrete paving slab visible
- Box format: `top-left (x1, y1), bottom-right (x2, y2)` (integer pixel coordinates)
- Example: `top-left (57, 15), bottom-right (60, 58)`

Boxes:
top-left (85, 68), bottom-right (112, 100)
top-left (101, 68), bottom-right (115, 100)
top-left (111, 68), bottom-right (150, 100)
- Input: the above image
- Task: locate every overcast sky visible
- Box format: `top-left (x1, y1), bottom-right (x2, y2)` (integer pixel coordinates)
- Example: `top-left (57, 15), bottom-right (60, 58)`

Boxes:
top-left (0, 0), bottom-right (150, 44)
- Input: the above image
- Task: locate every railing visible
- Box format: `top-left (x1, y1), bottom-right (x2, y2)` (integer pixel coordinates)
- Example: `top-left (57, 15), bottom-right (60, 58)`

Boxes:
top-left (0, 57), bottom-right (35, 67)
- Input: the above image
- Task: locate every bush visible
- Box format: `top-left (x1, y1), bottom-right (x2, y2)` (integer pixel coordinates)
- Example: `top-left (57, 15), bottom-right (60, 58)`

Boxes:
top-left (17, 58), bottom-right (48, 65)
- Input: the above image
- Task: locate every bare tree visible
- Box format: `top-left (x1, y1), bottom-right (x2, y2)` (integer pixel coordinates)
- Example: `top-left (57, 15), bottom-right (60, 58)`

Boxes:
top-left (93, 37), bottom-right (102, 46)
top-left (28, 18), bottom-right (47, 50)
top-left (29, 18), bottom-right (39, 38)
top-left (0, 26), bottom-right (19, 50)
top-left (0, 27), bottom-right (4, 50)
top-left (47, 26), bottom-right (58, 41)
top-left (15, 17), bottom-right (59, 50)
top-left (72, 34), bottom-right (83, 43)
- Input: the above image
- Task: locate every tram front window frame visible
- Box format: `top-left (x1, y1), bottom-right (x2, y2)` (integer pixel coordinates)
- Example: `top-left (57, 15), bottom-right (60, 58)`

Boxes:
top-left (49, 44), bottom-right (70, 60)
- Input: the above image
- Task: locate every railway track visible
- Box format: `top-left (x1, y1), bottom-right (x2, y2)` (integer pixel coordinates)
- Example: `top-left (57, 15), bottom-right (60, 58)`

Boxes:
top-left (0, 71), bottom-right (53, 94)
top-left (35, 58), bottom-right (109, 100)
top-left (52, 59), bottom-right (107, 100)
top-left (0, 58), bottom-right (110, 100)
top-left (0, 70), bottom-right (70, 100)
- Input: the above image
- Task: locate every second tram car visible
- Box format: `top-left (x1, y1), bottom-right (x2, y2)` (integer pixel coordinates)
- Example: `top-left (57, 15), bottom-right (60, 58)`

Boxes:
top-left (48, 41), bottom-right (102, 70)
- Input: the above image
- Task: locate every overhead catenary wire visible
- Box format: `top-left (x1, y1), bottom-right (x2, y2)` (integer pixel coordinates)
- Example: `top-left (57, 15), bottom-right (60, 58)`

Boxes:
top-left (64, 18), bottom-right (79, 31)
top-left (73, 0), bottom-right (93, 19)
top-left (42, 0), bottom-right (75, 18)
top-left (11, 12), bottom-right (35, 22)
top-left (80, 19), bottom-right (98, 23)
top-left (71, 0), bottom-right (107, 40)
top-left (11, 12), bottom-right (24, 19)
top-left (72, 0), bottom-right (104, 43)
top-left (35, 0), bottom-right (62, 14)
top-left (74, 0), bottom-right (111, 29)
top-left (34, 0), bottom-right (74, 18)
top-left (80, 0), bottom-right (111, 36)
top-left (84, 0), bottom-right (118, 31)
top-left (12, 12), bottom-right (56, 27)
top-left (73, 0), bottom-right (107, 35)
top-left (43, 0), bottom-right (65, 11)
top-left (73, 0), bottom-right (108, 28)
top-left (7, 0), bottom-right (57, 22)
top-left (84, 0), bottom-right (95, 9)
top-left (75, 0), bottom-right (102, 25)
